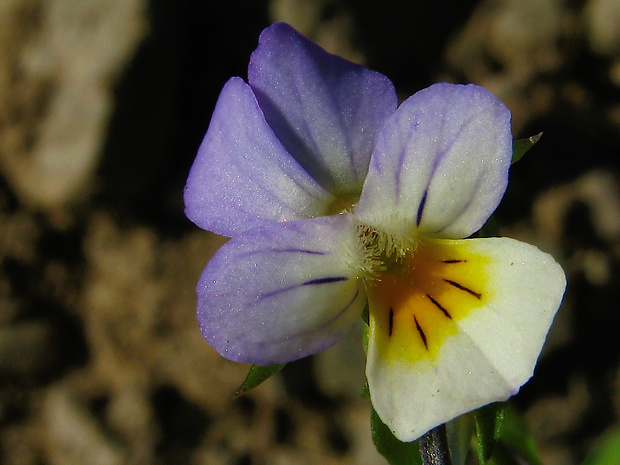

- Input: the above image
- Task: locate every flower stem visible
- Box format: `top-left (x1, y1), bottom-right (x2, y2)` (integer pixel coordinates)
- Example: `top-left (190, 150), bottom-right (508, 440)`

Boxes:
top-left (419, 424), bottom-right (452, 465)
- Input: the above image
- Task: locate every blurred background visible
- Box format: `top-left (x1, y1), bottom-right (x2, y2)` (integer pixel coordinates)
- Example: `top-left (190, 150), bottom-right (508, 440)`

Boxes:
top-left (0, 0), bottom-right (619, 464)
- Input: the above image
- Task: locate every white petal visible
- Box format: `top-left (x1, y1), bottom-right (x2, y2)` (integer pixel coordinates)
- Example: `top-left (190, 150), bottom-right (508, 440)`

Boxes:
top-left (366, 237), bottom-right (565, 442)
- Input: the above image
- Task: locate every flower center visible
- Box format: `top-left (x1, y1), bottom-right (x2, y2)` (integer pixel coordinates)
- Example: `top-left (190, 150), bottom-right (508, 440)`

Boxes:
top-left (353, 219), bottom-right (421, 280)
top-left (324, 193), bottom-right (360, 216)
top-left (364, 236), bottom-right (491, 363)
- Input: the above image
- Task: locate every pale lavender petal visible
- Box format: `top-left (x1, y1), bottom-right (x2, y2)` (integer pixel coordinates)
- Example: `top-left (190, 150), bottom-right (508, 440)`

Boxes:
top-left (356, 83), bottom-right (512, 239)
top-left (196, 215), bottom-right (366, 365)
top-left (248, 22), bottom-right (398, 195)
top-left (184, 77), bottom-right (333, 237)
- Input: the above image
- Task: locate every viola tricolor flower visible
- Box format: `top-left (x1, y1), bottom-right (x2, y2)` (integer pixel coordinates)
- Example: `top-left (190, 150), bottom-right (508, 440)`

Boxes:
top-left (184, 22), bottom-right (566, 441)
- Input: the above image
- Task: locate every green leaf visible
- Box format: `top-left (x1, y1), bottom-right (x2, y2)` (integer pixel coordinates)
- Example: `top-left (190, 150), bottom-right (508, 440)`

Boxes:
top-left (371, 407), bottom-right (422, 465)
top-left (582, 427), bottom-right (620, 465)
top-left (474, 403), bottom-right (506, 463)
top-left (512, 133), bottom-right (542, 164)
top-left (235, 363), bottom-right (285, 397)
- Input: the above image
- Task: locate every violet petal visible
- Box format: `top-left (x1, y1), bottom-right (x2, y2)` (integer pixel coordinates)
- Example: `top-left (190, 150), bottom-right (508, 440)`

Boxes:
top-left (356, 83), bottom-right (512, 239)
top-left (184, 77), bottom-right (333, 237)
top-left (196, 215), bottom-right (366, 365)
top-left (249, 22), bottom-right (398, 195)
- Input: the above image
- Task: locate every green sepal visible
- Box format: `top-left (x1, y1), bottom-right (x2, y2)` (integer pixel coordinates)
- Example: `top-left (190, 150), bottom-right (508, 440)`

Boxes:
top-left (361, 301), bottom-right (370, 325)
top-left (361, 379), bottom-right (370, 399)
top-left (474, 403), bottom-right (506, 463)
top-left (447, 414), bottom-right (475, 465)
top-left (361, 323), bottom-right (370, 398)
top-left (482, 403), bottom-right (541, 465)
top-left (477, 216), bottom-right (501, 238)
top-left (512, 133), bottom-right (542, 164)
top-left (235, 363), bottom-right (285, 397)
top-left (582, 427), bottom-right (620, 465)
top-left (371, 407), bottom-right (422, 465)
top-left (362, 321), bottom-right (369, 353)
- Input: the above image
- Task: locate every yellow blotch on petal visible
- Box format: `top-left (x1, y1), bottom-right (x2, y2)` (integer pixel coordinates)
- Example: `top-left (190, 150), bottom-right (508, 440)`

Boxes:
top-left (367, 237), bottom-right (491, 365)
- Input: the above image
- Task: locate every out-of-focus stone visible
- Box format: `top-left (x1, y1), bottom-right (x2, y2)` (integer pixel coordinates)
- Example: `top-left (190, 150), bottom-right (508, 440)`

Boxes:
top-left (0, 321), bottom-right (59, 377)
top-left (585, 0), bottom-right (620, 87)
top-left (269, 0), bottom-right (326, 36)
top-left (527, 376), bottom-right (590, 441)
top-left (444, 0), bottom-right (570, 130)
top-left (1, 423), bottom-right (40, 465)
top-left (486, 0), bottom-right (564, 74)
top-left (269, 0), bottom-right (365, 64)
top-left (534, 170), bottom-right (620, 244)
top-left (610, 60), bottom-right (620, 87)
top-left (106, 387), bottom-right (156, 464)
top-left (0, 0), bottom-right (147, 209)
top-left (42, 387), bottom-right (125, 465)
top-left (446, 0), bottom-right (566, 80)
top-left (585, 0), bottom-right (620, 57)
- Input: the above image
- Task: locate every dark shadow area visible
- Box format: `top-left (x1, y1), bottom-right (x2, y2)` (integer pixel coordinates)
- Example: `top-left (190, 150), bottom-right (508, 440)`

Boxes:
top-left (349, 0), bottom-right (480, 93)
top-left (97, 0), bottom-right (270, 236)
top-left (153, 384), bottom-right (212, 463)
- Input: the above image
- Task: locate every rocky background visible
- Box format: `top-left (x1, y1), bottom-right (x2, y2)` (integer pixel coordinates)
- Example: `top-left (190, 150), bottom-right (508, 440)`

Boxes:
top-left (1, 0), bottom-right (619, 464)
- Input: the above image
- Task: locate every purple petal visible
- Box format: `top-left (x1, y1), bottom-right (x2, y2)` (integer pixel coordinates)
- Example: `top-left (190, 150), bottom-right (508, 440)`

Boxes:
top-left (196, 215), bottom-right (366, 365)
top-left (356, 83), bottom-right (512, 238)
top-left (248, 22), bottom-right (398, 195)
top-left (184, 77), bottom-right (333, 237)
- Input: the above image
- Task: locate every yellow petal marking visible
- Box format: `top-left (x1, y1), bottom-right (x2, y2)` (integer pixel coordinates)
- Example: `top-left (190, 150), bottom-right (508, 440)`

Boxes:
top-left (367, 237), bottom-right (491, 365)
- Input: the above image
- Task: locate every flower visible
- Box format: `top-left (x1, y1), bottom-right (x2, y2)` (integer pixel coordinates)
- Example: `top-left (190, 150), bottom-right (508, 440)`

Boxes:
top-left (184, 22), bottom-right (566, 442)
